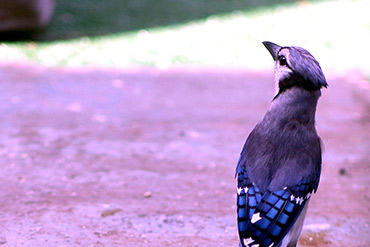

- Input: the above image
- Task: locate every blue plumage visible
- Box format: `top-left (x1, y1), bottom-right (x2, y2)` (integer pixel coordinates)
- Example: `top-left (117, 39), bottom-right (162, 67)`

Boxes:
top-left (236, 166), bottom-right (314, 247)
top-left (236, 42), bottom-right (326, 247)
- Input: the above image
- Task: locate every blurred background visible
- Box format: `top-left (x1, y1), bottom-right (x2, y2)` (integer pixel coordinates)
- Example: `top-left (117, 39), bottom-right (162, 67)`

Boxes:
top-left (0, 0), bottom-right (369, 74)
top-left (0, 0), bottom-right (369, 246)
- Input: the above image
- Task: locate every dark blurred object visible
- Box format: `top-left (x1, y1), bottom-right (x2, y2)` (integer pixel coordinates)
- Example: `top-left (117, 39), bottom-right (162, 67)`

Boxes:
top-left (0, 0), bottom-right (55, 31)
top-left (339, 168), bottom-right (347, 176)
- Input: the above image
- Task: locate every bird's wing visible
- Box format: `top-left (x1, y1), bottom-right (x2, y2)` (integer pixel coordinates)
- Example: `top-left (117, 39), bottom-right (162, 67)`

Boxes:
top-left (236, 165), bottom-right (316, 247)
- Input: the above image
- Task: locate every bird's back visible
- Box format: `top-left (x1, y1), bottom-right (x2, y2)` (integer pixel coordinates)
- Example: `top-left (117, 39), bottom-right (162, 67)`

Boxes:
top-left (239, 87), bottom-right (322, 193)
top-left (235, 41), bottom-right (326, 247)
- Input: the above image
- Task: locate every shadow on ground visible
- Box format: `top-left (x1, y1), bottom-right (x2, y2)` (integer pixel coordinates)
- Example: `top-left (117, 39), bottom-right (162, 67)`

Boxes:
top-left (0, 0), bottom-right (300, 41)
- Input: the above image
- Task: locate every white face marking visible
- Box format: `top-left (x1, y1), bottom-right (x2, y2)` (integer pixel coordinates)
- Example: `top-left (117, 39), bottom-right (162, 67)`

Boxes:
top-left (274, 63), bottom-right (292, 90)
top-left (274, 48), bottom-right (292, 92)
top-left (251, 212), bottom-right (262, 223)
top-left (268, 243), bottom-right (275, 247)
top-left (251, 244), bottom-right (260, 247)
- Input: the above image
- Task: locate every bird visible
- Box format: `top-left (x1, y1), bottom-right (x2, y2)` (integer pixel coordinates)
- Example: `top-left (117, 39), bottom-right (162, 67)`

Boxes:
top-left (235, 41), bottom-right (327, 247)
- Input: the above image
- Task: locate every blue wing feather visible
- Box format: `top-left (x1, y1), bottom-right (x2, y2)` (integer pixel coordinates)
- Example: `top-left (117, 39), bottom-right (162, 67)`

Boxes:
top-left (236, 165), bottom-right (315, 247)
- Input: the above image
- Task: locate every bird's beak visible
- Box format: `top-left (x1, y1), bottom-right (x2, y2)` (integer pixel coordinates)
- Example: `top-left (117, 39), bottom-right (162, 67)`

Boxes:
top-left (262, 41), bottom-right (281, 61)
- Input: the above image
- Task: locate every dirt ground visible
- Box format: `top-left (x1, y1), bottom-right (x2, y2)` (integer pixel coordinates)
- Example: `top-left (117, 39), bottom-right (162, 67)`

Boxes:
top-left (0, 64), bottom-right (369, 247)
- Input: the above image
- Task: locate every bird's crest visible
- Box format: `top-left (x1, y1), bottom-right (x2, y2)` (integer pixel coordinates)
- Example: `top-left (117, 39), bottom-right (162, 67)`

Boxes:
top-left (263, 41), bottom-right (328, 92)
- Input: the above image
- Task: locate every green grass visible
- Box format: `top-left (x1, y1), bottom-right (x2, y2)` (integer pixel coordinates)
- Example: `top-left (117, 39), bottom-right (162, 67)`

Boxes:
top-left (1, 0), bottom-right (369, 74)
top-left (42, 0), bottom-right (299, 41)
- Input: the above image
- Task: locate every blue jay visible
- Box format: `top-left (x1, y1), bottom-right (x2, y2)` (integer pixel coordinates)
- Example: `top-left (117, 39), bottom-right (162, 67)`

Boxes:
top-left (236, 41), bottom-right (327, 247)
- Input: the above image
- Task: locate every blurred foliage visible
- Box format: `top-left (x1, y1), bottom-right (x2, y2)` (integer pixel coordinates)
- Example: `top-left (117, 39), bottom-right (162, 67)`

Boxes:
top-left (1, 0), bottom-right (369, 74)
top-left (2, 0), bottom-right (299, 41)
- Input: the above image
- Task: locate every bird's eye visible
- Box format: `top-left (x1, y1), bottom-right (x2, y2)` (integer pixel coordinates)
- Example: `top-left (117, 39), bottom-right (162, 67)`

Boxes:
top-left (278, 56), bottom-right (287, 66)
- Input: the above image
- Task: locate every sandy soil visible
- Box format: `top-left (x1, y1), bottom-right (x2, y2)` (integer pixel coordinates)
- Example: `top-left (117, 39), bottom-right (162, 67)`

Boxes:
top-left (0, 64), bottom-right (369, 246)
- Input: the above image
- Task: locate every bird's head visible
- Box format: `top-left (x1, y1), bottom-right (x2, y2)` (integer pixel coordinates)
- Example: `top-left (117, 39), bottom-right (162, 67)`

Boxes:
top-left (262, 41), bottom-right (328, 93)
